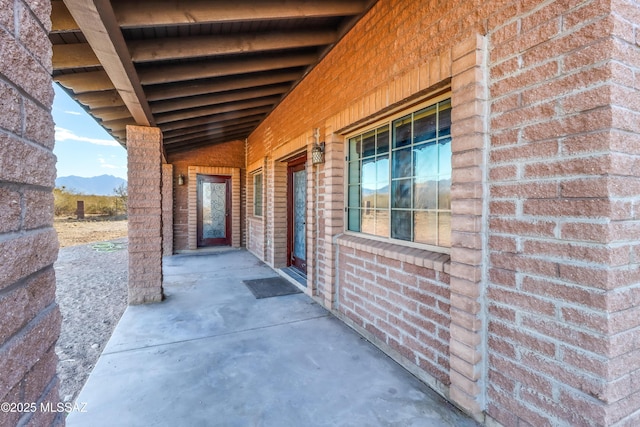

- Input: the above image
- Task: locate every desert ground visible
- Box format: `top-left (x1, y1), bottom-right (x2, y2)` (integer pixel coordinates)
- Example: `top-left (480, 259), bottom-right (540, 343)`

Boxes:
top-left (54, 216), bottom-right (128, 248)
top-left (53, 217), bottom-right (128, 404)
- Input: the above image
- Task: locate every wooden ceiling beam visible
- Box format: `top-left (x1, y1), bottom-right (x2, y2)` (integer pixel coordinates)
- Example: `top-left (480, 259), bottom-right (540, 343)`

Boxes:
top-left (51, 0), bottom-right (79, 32)
top-left (63, 0), bottom-right (154, 126)
top-left (151, 84), bottom-right (289, 114)
top-left (162, 115), bottom-right (265, 140)
top-left (114, 0), bottom-right (367, 28)
top-left (111, 130), bottom-right (126, 140)
top-left (139, 53), bottom-right (315, 85)
top-left (52, 43), bottom-right (101, 70)
top-left (101, 117), bottom-right (137, 131)
top-left (129, 30), bottom-right (336, 63)
top-left (159, 106), bottom-right (272, 132)
top-left (164, 121), bottom-right (260, 144)
top-left (91, 106), bottom-right (132, 121)
top-left (74, 90), bottom-right (124, 109)
top-left (54, 70), bottom-right (115, 93)
top-left (145, 70), bottom-right (301, 102)
top-left (164, 125), bottom-right (256, 146)
top-left (165, 132), bottom-right (252, 152)
top-left (155, 96), bottom-right (280, 124)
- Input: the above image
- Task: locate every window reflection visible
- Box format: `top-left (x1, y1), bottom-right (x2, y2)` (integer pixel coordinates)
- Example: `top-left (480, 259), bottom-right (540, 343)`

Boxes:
top-left (346, 98), bottom-right (452, 249)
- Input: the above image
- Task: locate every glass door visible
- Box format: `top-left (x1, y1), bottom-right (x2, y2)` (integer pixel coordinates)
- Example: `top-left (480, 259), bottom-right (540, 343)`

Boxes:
top-left (287, 157), bottom-right (307, 273)
top-left (197, 175), bottom-right (231, 246)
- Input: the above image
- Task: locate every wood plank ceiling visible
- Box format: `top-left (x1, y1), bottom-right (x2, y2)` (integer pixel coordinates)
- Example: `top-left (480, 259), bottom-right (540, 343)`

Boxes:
top-left (50, 0), bottom-right (374, 154)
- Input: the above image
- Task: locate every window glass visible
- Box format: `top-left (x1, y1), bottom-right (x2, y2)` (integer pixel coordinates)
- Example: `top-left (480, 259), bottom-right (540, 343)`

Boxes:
top-left (362, 130), bottom-right (376, 158)
top-left (253, 173), bottom-right (263, 217)
top-left (346, 98), bottom-right (452, 249)
top-left (413, 105), bottom-right (437, 143)
top-left (393, 116), bottom-right (412, 148)
top-left (377, 125), bottom-right (389, 154)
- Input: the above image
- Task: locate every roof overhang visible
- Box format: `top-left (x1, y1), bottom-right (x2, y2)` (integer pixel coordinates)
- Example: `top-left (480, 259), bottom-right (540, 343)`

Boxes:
top-left (51, 0), bottom-right (377, 154)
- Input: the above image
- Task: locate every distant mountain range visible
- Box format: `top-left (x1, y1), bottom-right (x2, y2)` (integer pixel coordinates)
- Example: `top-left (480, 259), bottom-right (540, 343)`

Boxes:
top-left (55, 175), bottom-right (126, 196)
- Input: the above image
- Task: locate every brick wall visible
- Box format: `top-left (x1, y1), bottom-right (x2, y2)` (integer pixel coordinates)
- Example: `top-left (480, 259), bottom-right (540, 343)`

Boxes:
top-left (486, 1), bottom-right (640, 425)
top-left (0, 1), bottom-right (62, 425)
top-left (167, 140), bottom-right (245, 251)
top-left (337, 236), bottom-right (452, 392)
top-left (241, 0), bottom-right (640, 424)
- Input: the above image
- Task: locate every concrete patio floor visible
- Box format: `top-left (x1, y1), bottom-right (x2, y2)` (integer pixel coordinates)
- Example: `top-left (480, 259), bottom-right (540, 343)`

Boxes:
top-left (67, 249), bottom-right (479, 427)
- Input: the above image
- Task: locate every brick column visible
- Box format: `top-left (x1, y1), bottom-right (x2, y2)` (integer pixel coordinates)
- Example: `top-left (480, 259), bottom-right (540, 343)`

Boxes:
top-left (448, 34), bottom-right (488, 418)
top-left (265, 159), bottom-right (287, 267)
top-left (162, 163), bottom-right (173, 256)
top-left (127, 125), bottom-right (163, 304)
top-left (320, 129), bottom-right (345, 309)
top-left (0, 1), bottom-right (62, 425)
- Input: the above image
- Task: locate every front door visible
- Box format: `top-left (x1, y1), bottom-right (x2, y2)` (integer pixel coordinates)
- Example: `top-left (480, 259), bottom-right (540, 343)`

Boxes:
top-left (287, 157), bottom-right (307, 273)
top-left (197, 175), bottom-right (231, 247)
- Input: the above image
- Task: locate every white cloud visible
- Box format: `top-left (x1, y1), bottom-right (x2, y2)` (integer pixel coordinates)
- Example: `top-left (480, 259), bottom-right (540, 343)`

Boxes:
top-left (55, 126), bottom-right (120, 147)
top-left (98, 157), bottom-right (124, 170)
top-left (64, 110), bottom-right (83, 116)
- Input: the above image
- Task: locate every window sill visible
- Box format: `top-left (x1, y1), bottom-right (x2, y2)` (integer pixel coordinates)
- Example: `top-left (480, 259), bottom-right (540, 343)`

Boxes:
top-left (336, 234), bottom-right (450, 274)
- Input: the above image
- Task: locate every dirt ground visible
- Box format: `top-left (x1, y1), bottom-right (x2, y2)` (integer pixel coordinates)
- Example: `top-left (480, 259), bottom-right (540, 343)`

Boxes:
top-left (53, 217), bottom-right (129, 404)
top-left (54, 217), bottom-right (128, 248)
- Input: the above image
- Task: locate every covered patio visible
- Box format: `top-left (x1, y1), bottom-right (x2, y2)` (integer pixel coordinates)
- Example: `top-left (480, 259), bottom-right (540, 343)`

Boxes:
top-left (67, 249), bottom-right (477, 426)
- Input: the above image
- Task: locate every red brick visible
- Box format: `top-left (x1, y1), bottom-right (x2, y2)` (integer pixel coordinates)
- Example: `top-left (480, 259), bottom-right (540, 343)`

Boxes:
top-left (490, 140), bottom-right (558, 163)
top-left (0, 186), bottom-right (21, 233)
top-left (0, 133), bottom-right (56, 187)
top-left (0, 80), bottom-right (21, 134)
top-left (491, 102), bottom-right (556, 131)
top-left (0, 229), bottom-right (58, 291)
top-left (23, 189), bottom-right (54, 230)
top-left (488, 302), bottom-right (516, 322)
top-left (0, 30), bottom-right (53, 106)
top-left (520, 387), bottom-right (596, 427)
top-left (489, 286), bottom-right (555, 317)
top-left (523, 198), bottom-right (611, 218)
top-left (489, 268), bottom-right (516, 288)
top-left (0, 306), bottom-right (61, 399)
top-left (489, 353), bottom-right (554, 398)
top-left (0, 267), bottom-right (55, 344)
top-left (524, 108), bottom-right (613, 143)
top-left (488, 201), bottom-right (516, 216)
top-left (522, 275), bottom-right (607, 309)
top-left (490, 252), bottom-right (559, 278)
top-left (522, 314), bottom-right (609, 355)
top-left (18, 2), bottom-right (52, 72)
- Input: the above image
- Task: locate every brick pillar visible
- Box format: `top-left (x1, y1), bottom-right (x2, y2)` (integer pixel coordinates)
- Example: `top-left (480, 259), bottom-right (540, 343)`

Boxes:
top-left (486, 3), bottom-right (640, 425)
top-left (321, 129), bottom-right (345, 309)
top-left (162, 164), bottom-right (173, 256)
top-left (266, 159), bottom-right (287, 267)
top-left (127, 125), bottom-right (163, 304)
top-left (448, 34), bottom-right (488, 418)
top-left (0, 1), bottom-right (63, 426)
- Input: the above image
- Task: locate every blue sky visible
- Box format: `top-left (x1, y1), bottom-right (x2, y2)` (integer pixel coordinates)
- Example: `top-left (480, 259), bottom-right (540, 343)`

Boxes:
top-left (52, 84), bottom-right (128, 180)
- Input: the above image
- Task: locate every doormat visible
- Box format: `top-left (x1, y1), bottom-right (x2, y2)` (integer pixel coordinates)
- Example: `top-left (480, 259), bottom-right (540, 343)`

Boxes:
top-left (243, 277), bottom-right (302, 299)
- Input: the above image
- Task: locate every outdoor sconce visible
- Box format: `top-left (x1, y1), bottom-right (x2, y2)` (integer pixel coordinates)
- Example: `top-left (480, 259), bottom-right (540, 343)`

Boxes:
top-left (311, 128), bottom-right (325, 165)
top-left (178, 174), bottom-right (185, 186)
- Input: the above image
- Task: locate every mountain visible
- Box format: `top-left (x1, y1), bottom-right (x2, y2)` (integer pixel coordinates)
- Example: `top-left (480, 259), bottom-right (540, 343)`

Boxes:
top-left (55, 175), bottom-right (127, 196)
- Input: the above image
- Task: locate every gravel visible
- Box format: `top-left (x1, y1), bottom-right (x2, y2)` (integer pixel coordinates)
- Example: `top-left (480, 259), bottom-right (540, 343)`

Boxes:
top-left (54, 238), bottom-right (128, 404)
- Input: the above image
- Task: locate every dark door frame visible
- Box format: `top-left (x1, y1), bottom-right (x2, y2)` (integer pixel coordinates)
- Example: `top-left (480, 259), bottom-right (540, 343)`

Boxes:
top-left (197, 174), bottom-right (232, 247)
top-left (287, 155), bottom-right (307, 273)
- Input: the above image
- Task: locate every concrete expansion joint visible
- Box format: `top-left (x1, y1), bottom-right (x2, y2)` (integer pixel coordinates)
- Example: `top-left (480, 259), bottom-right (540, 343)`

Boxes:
top-left (101, 313), bottom-right (331, 357)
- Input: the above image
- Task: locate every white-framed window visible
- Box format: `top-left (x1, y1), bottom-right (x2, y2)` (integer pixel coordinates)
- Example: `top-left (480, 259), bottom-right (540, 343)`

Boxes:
top-left (346, 97), bottom-right (452, 250)
top-left (253, 172), bottom-right (263, 217)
